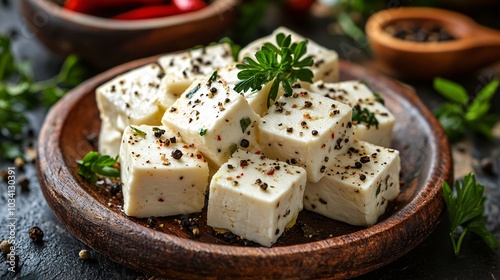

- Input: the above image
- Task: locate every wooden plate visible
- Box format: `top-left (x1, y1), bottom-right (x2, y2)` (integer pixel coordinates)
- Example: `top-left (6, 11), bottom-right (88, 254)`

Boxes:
top-left (37, 57), bottom-right (452, 279)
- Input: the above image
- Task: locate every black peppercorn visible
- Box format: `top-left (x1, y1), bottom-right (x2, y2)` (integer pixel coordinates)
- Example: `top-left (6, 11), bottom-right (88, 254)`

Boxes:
top-left (28, 226), bottom-right (44, 243)
top-left (171, 149), bottom-right (183, 159)
top-left (240, 139), bottom-right (250, 148)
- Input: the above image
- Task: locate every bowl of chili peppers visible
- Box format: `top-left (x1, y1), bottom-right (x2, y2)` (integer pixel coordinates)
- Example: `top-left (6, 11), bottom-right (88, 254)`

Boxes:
top-left (20, 0), bottom-right (239, 69)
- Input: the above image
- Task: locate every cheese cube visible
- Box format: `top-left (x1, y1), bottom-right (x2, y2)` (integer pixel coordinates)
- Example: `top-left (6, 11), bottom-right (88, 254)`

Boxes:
top-left (162, 75), bottom-right (260, 168)
top-left (217, 63), bottom-right (284, 116)
top-left (311, 80), bottom-right (395, 147)
top-left (98, 119), bottom-right (122, 157)
top-left (157, 43), bottom-right (235, 107)
top-left (304, 140), bottom-right (400, 226)
top-left (207, 149), bottom-right (307, 247)
top-left (120, 125), bottom-right (209, 218)
top-left (96, 63), bottom-right (165, 133)
top-left (258, 88), bottom-right (355, 182)
top-left (239, 27), bottom-right (339, 86)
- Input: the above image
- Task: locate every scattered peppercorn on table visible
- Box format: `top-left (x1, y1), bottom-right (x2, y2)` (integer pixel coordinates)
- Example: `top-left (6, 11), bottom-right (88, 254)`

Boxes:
top-left (1, 1), bottom-right (500, 279)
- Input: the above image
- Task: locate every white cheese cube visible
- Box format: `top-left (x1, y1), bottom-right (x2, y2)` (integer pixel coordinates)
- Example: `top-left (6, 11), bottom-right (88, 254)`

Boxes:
top-left (217, 63), bottom-right (284, 116)
top-left (157, 43), bottom-right (235, 107)
top-left (98, 119), bottom-right (122, 157)
top-left (96, 63), bottom-right (165, 133)
top-left (207, 149), bottom-right (306, 247)
top-left (304, 140), bottom-right (400, 226)
top-left (258, 88), bottom-right (355, 182)
top-left (162, 75), bottom-right (260, 168)
top-left (120, 125), bottom-right (209, 218)
top-left (239, 27), bottom-right (339, 86)
top-left (311, 80), bottom-right (395, 147)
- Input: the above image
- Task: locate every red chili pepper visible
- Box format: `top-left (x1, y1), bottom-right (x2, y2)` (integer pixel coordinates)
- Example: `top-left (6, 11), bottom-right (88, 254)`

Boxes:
top-left (173, 0), bottom-right (207, 11)
top-left (112, 1), bottom-right (207, 20)
top-left (112, 5), bottom-right (184, 20)
top-left (64, 0), bottom-right (166, 15)
top-left (284, 0), bottom-right (315, 14)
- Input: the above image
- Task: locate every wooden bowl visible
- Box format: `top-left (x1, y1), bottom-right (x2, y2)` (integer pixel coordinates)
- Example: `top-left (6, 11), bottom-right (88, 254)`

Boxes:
top-left (365, 7), bottom-right (500, 80)
top-left (37, 57), bottom-right (452, 279)
top-left (19, 0), bottom-right (238, 70)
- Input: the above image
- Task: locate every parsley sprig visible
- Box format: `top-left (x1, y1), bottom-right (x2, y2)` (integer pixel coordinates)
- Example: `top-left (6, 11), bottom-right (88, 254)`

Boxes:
top-left (77, 151), bottom-right (120, 184)
top-left (234, 33), bottom-right (314, 108)
top-left (0, 34), bottom-right (87, 160)
top-left (352, 105), bottom-right (379, 128)
top-left (434, 77), bottom-right (499, 143)
top-left (442, 173), bottom-right (499, 255)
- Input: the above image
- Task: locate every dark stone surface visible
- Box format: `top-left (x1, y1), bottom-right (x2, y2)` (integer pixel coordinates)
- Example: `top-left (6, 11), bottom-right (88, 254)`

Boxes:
top-left (1, 1), bottom-right (499, 279)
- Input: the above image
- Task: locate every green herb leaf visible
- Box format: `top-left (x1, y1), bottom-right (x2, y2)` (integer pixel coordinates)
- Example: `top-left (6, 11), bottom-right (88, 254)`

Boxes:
top-left (186, 83), bottom-right (201, 99)
top-left (465, 78), bottom-right (499, 121)
top-left (442, 173), bottom-right (499, 255)
top-left (0, 35), bottom-right (87, 161)
top-left (373, 92), bottom-right (385, 105)
top-left (434, 77), bottom-right (469, 105)
top-left (352, 105), bottom-right (379, 129)
top-left (199, 128), bottom-right (207, 136)
top-left (433, 77), bottom-right (499, 142)
top-left (240, 117), bottom-right (251, 133)
top-left (77, 151), bottom-right (120, 184)
top-left (234, 33), bottom-right (314, 108)
top-left (337, 11), bottom-right (367, 46)
top-left (130, 126), bottom-right (147, 137)
top-left (208, 71), bottom-right (218, 83)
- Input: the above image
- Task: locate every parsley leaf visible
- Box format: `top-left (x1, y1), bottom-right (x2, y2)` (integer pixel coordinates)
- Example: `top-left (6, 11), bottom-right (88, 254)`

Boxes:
top-left (442, 173), bottom-right (499, 255)
top-left (0, 34), bottom-right (87, 161)
top-left (240, 117), bottom-right (251, 133)
top-left (352, 105), bottom-right (379, 128)
top-left (373, 92), bottom-right (385, 105)
top-left (434, 77), bottom-right (499, 143)
top-left (130, 126), bottom-right (147, 137)
top-left (76, 151), bottom-right (120, 184)
top-left (234, 33), bottom-right (314, 108)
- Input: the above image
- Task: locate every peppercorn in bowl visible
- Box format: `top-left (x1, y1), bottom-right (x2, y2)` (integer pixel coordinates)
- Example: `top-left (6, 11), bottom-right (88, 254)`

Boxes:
top-left (19, 0), bottom-right (238, 69)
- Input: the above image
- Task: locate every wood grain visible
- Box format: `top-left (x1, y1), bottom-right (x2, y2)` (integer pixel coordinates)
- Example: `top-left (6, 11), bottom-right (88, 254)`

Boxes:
top-left (37, 57), bottom-right (453, 279)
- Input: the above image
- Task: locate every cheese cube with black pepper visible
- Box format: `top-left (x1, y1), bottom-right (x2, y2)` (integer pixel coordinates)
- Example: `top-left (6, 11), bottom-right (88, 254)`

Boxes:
top-left (157, 43), bottom-right (235, 108)
top-left (304, 140), bottom-right (400, 226)
top-left (120, 125), bottom-right (209, 218)
top-left (98, 119), bottom-right (122, 157)
top-left (162, 75), bottom-right (261, 168)
top-left (258, 88), bottom-right (354, 182)
top-left (207, 149), bottom-right (307, 247)
top-left (217, 63), bottom-right (285, 116)
top-left (311, 80), bottom-right (395, 147)
top-left (239, 26), bottom-right (339, 86)
top-left (96, 63), bottom-right (165, 133)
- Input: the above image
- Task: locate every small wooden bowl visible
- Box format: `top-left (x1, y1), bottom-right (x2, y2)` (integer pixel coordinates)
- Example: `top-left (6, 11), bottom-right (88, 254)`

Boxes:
top-left (366, 7), bottom-right (500, 80)
top-left (19, 0), bottom-right (238, 70)
top-left (37, 55), bottom-right (453, 279)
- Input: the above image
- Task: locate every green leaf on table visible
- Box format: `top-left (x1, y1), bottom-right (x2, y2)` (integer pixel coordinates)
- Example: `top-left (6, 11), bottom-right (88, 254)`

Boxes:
top-left (57, 55), bottom-right (87, 87)
top-left (337, 11), bottom-right (367, 44)
top-left (465, 78), bottom-right (499, 121)
top-left (0, 142), bottom-right (24, 161)
top-left (433, 77), bottom-right (499, 142)
top-left (0, 34), bottom-right (87, 161)
top-left (442, 173), bottom-right (499, 255)
top-left (434, 77), bottom-right (469, 105)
